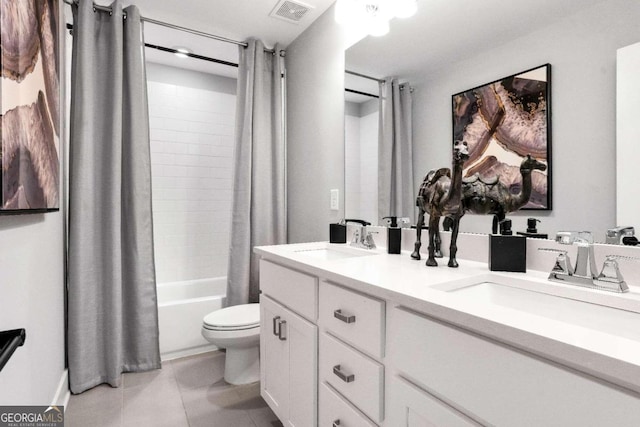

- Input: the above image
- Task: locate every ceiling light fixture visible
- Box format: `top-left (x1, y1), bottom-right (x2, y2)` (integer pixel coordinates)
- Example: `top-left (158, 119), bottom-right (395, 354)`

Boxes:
top-left (173, 47), bottom-right (191, 59)
top-left (335, 0), bottom-right (417, 37)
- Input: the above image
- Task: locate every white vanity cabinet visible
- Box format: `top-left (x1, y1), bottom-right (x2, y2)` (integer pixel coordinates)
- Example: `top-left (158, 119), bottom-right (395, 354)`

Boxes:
top-left (256, 244), bottom-right (640, 427)
top-left (260, 260), bottom-right (318, 427)
top-left (388, 306), bottom-right (640, 426)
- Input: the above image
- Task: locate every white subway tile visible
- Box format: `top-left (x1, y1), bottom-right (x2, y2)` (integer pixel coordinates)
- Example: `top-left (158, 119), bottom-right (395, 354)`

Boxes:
top-left (210, 168), bottom-right (232, 179)
top-left (149, 78), bottom-right (237, 282)
top-left (163, 142), bottom-right (189, 154)
top-left (195, 134), bottom-right (221, 145)
top-left (219, 135), bottom-right (234, 147)
top-left (166, 165), bottom-right (191, 177)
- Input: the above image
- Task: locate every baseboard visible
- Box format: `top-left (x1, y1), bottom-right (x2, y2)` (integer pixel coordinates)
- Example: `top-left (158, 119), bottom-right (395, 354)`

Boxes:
top-left (51, 369), bottom-right (70, 411)
top-left (161, 344), bottom-right (220, 361)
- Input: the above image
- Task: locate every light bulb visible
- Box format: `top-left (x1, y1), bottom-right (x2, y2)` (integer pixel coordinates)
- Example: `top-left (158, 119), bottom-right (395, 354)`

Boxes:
top-left (173, 47), bottom-right (191, 59)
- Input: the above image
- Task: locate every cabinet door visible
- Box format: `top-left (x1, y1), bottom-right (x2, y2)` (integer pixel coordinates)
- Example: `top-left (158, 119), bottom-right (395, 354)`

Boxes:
top-left (261, 295), bottom-right (290, 422)
top-left (287, 301), bottom-right (318, 427)
top-left (261, 295), bottom-right (318, 427)
top-left (386, 376), bottom-right (479, 427)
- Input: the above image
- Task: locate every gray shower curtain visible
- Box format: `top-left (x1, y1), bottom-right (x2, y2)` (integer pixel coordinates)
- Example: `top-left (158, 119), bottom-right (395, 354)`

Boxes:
top-left (227, 39), bottom-right (286, 306)
top-left (67, 0), bottom-right (160, 394)
top-left (378, 78), bottom-right (414, 223)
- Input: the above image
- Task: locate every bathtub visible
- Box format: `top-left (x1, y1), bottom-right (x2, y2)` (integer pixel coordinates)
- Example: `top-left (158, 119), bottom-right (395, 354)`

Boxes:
top-left (157, 277), bottom-right (227, 360)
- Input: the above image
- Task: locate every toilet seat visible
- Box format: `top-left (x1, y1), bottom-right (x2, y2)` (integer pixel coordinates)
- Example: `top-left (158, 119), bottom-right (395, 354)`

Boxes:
top-left (203, 303), bottom-right (260, 331)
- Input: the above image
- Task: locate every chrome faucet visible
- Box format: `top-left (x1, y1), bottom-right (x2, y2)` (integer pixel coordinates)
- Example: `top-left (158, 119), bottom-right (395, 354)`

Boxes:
top-left (344, 219), bottom-right (377, 249)
top-left (539, 231), bottom-right (634, 293)
top-left (606, 226), bottom-right (635, 245)
top-left (350, 225), bottom-right (377, 249)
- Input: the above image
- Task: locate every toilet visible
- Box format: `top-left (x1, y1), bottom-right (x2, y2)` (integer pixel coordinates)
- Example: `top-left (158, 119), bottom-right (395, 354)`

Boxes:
top-left (201, 303), bottom-right (260, 385)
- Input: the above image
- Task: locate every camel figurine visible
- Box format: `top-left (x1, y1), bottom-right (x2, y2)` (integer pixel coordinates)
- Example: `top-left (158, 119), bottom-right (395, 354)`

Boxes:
top-left (459, 154), bottom-right (547, 233)
top-left (413, 154), bottom-right (547, 267)
top-left (411, 140), bottom-right (469, 267)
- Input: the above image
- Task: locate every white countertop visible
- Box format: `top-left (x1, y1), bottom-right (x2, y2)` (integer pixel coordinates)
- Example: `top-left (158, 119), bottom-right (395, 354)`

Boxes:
top-left (255, 241), bottom-right (640, 395)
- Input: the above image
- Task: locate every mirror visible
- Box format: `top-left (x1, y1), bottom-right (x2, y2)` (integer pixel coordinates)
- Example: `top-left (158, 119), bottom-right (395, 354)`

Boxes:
top-left (616, 41), bottom-right (640, 236)
top-left (345, 0), bottom-right (640, 242)
top-left (344, 72), bottom-right (379, 224)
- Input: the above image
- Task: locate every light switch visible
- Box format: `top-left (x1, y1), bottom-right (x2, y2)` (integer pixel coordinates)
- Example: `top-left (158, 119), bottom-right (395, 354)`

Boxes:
top-left (330, 189), bottom-right (339, 210)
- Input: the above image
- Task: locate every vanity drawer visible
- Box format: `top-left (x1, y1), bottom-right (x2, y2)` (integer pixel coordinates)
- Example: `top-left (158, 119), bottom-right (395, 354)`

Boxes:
top-left (260, 260), bottom-right (318, 321)
top-left (319, 281), bottom-right (385, 358)
top-left (319, 333), bottom-right (384, 423)
top-left (389, 306), bottom-right (640, 426)
top-left (319, 382), bottom-right (377, 427)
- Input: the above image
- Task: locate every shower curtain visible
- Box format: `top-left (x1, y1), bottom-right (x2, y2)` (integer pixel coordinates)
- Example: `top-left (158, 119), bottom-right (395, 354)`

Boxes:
top-left (378, 78), bottom-right (414, 223)
top-left (67, 0), bottom-right (160, 393)
top-left (227, 39), bottom-right (287, 306)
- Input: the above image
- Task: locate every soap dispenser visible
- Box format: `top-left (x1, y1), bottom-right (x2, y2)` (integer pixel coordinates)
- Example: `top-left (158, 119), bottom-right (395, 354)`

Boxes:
top-left (383, 216), bottom-right (402, 254)
top-left (516, 217), bottom-right (548, 239)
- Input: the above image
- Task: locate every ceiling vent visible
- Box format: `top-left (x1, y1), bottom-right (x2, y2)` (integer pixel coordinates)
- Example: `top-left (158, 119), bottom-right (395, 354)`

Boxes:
top-left (269, 0), bottom-right (314, 24)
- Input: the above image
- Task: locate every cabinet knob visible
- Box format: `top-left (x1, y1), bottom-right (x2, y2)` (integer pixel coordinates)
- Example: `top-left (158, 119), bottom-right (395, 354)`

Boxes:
top-left (334, 309), bottom-right (356, 324)
top-left (333, 364), bottom-right (355, 383)
top-left (332, 420), bottom-right (341, 427)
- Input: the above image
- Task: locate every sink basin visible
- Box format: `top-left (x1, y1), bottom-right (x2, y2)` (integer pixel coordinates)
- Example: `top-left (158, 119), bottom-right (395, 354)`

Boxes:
top-left (433, 275), bottom-right (640, 341)
top-left (293, 245), bottom-right (376, 261)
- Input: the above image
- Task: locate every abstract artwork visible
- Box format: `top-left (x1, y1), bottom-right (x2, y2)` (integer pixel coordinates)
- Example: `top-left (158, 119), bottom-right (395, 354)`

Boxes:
top-left (1, 0), bottom-right (60, 213)
top-left (452, 64), bottom-right (551, 210)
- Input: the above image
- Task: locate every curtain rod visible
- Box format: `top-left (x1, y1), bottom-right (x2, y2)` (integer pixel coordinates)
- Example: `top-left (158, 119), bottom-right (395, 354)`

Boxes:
top-left (62, 0), bottom-right (280, 54)
top-left (345, 88), bottom-right (379, 99)
top-left (144, 44), bottom-right (239, 68)
top-left (65, 23), bottom-right (240, 67)
top-left (345, 69), bottom-right (384, 83)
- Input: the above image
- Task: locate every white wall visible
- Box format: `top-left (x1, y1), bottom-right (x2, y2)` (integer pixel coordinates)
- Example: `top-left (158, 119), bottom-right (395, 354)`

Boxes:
top-left (410, 0), bottom-right (640, 241)
top-left (0, 1), bottom-right (68, 404)
top-left (147, 63), bottom-right (236, 283)
top-left (286, 4), bottom-right (349, 243)
top-left (0, 215), bottom-right (66, 405)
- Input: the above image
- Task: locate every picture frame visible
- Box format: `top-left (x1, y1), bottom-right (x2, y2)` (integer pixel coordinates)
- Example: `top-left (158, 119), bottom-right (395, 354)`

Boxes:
top-left (1, 0), bottom-right (61, 214)
top-left (452, 64), bottom-right (551, 210)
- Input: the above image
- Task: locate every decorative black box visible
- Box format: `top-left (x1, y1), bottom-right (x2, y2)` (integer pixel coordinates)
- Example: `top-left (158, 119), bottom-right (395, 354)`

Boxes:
top-left (488, 234), bottom-right (527, 272)
top-left (330, 223), bottom-right (347, 243)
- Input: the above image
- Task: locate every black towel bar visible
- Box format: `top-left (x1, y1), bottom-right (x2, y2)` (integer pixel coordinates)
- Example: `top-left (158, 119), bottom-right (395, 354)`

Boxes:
top-left (0, 328), bottom-right (26, 372)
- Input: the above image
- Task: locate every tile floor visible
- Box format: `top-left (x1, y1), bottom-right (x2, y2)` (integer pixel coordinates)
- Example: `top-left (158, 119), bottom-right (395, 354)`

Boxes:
top-left (65, 351), bottom-right (282, 427)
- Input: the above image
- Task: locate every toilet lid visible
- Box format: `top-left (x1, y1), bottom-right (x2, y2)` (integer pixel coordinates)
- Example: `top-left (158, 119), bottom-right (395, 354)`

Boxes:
top-left (203, 303), bottom-right (260, 330)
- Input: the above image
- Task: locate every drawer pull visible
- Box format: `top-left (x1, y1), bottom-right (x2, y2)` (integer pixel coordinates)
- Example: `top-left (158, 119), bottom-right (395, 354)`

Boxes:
top-left (333, 420), bottom-right (340, 427)
top-left (278, 320), bottom-right (287, 341)
top-left (333, 364), bottom-right (355, 383)
top-left (334, 309), bottom-right (356, 324)
top-left (272, 316), bottom-right (281, 336)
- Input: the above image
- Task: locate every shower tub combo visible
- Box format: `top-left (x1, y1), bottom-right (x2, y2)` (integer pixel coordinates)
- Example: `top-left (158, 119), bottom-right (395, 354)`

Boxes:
top-left (156, 277), bottom-right (226, 360)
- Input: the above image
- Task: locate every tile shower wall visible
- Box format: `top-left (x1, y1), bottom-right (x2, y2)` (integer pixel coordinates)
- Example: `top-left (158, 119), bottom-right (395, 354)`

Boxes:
top-left (147, 63), bottom-right (236, 283)
top-left (345, 100), bottom-right (378, 224)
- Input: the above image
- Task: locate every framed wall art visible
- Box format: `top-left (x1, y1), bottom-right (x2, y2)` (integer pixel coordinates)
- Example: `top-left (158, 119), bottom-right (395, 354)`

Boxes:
top-left (452, 64), bottom-right (551, 210)
top-left (1, 0), bottom-right (60, 214)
